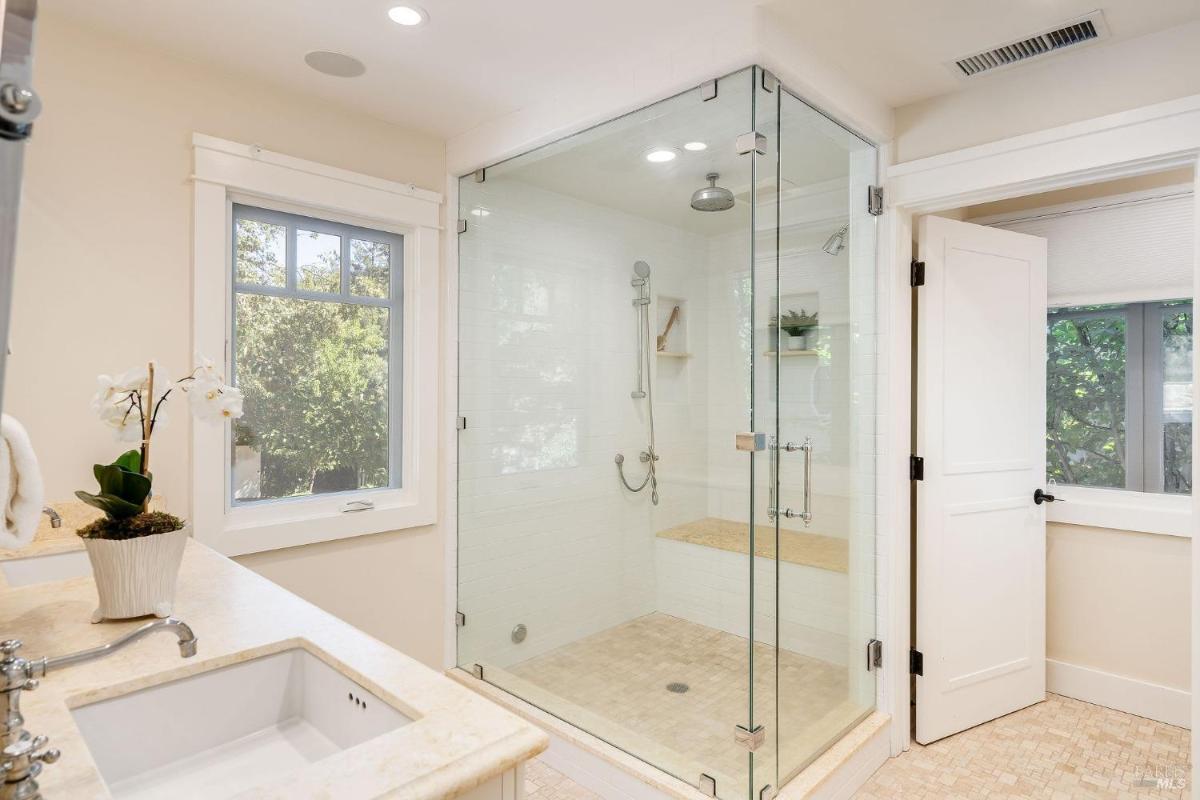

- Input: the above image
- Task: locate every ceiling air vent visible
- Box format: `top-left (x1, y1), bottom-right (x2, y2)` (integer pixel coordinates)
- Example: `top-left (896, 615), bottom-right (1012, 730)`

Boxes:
top-left (950, 12), bottom-right (1109, 79)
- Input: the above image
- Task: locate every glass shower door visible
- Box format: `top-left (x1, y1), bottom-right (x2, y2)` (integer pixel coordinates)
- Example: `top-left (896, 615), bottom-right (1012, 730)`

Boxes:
top-left (765, 83), bottom-right (880, 788)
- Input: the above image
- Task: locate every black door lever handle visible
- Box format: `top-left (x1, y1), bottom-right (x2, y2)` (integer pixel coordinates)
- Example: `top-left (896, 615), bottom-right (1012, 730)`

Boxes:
top-left (1034, 489), bottom-right (1060, 505)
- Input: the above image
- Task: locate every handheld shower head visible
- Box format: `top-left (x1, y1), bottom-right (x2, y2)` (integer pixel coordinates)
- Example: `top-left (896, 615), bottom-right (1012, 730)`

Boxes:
top-left (822, 224), bottom-right (849, 256)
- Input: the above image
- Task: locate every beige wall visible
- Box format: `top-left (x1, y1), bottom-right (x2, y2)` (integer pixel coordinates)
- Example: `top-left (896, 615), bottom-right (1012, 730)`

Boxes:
top-left (894, 21), bottom-right (1200, 163)
top-left (1048, 524), bottom-right (1190, 690)
top-left (5, 13), bottom-right (448, 667)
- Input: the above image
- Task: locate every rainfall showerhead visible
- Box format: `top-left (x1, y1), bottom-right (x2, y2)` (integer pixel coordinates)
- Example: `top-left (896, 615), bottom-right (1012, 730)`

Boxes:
top-left (822, 224), bottom-right (849, 256)
top-left (690, 173), bottom-right (735, 212)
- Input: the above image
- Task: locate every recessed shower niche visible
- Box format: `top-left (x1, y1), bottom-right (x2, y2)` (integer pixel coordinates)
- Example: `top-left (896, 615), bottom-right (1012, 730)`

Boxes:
top-left (456, 66), bottom-right (879, 799)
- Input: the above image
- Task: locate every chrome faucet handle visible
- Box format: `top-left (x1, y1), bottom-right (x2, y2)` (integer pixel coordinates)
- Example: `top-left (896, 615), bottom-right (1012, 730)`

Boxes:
top-left (0, 640), bottom-right (22, 657)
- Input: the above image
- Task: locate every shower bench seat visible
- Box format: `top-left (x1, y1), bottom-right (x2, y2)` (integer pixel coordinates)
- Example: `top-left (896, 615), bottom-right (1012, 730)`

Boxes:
top-left (655, 517), bottom-right (848, 573)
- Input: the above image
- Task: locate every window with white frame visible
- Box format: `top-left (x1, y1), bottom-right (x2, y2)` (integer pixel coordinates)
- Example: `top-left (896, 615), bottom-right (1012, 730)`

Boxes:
top-left (1046, 299), bottom-right (1193, 494)
top-left (231, 204), bottom-right (403, 505)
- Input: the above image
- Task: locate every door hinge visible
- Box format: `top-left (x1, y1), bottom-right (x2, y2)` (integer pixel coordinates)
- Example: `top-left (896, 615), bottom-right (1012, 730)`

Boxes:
top-left (910, 260), bottom-right (926, 287)
top-left (909, 455), bottom-right (924, 481)
top-left (456, 416), bottom-right (467, 431)
top-left (735, 431), bottom-right (768, 452)
top-left (700, 79), bottom-right (718, 102)
top-left (909, 649), bottom-right (924, 676)
top-left (457, 219), bottom-right (468, 234)
top-left (471, 663), bottom-right (484, 680)
top-left (867, 639), bottom-right (883, 671)
top-left (868, 185), bottom-right (884, 216)
top-left (734, 724), bottom-right (766, 752)
top-left (455, 611), bottom-right (466, 627)
top-left (699, 774), bottom-right (717, 797)
top-left (761, 69), bottom-right (778, 93)
top-left (736, 131), bottom-right (767, 156)
top-left (473, 167), bottom-right (486, 183)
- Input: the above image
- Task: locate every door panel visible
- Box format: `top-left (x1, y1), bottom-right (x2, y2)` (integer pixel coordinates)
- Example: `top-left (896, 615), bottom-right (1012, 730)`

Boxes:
top-left (915, 216), bottom-right (1048, 745)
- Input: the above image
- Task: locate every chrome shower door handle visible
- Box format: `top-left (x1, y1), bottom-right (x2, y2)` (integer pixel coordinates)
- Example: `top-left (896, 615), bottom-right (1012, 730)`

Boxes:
top-left (800, 436), bottom-right (813, 525)
top-left (767, 436), bottom-right (778, 521)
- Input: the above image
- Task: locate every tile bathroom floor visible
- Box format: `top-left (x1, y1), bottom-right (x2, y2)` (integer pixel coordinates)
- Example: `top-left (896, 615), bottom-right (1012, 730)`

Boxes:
top-left (504, 612), bottom-right (868, 791)
top-left (856, 694), bottom-right (1191, 799)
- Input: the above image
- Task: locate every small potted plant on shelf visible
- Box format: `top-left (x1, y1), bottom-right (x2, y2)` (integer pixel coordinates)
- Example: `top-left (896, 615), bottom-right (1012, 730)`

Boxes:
top-left (77, 358), bottom-right (242, 622)
top-left (778, 309), bottom-right (819, 351)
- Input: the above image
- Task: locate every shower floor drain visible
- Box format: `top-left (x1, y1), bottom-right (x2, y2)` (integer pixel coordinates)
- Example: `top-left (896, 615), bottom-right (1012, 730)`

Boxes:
top-left (666, 682), bottom-right (689, 694)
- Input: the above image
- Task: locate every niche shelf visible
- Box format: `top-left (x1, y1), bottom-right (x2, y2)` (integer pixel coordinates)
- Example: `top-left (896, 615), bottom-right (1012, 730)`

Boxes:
top-left (657, 351), bottom-right (693, 359)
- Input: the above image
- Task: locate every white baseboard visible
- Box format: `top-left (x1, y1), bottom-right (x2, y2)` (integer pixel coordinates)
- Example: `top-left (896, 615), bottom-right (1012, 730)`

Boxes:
top-left (1046, 659), bottom-right (1191, 729)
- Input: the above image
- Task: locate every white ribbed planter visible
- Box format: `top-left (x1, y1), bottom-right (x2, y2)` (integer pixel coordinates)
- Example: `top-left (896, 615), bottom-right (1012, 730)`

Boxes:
top-left (83, 527), bottom-right (189, 623)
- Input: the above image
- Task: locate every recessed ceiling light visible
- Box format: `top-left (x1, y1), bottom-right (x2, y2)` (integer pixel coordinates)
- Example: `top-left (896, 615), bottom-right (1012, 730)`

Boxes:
top-left (388, 5), bottom-right (427, 25)
top-left (471, 207), bottom-right (491, 217)
top-left (645, 149), bottom-right (677, 163)
top-left (304, 51), bottom-right (366, 78)
top-left (683, 142), bottom-right (707, 151)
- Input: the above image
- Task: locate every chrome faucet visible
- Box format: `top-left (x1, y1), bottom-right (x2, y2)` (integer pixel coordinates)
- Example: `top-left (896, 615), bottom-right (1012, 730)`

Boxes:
top-left (0, 618), bottom-right (197, 799)
top-left (38, 509), bottom-right (59, 530)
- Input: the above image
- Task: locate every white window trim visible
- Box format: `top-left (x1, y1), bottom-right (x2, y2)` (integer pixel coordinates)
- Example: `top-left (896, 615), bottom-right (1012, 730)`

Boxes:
top-left (1046, 485), bottom-right (1191, 537)
top-left (191, 133), bottom-right (441, 556)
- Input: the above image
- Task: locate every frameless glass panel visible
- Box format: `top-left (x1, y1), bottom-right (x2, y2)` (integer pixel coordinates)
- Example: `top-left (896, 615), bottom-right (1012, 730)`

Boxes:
top-left (235, 219), bottom-right (286, 287)
top-left (770, 85), bottom-right (878, 785)
top-left (457, 69), bottom-right (757, 799)
top-left (296, 229), bottom-right (341, 293)
top-left (232, 294), bottom-right (390, 501)
top-left (350, 239), bottom-right (391, 298)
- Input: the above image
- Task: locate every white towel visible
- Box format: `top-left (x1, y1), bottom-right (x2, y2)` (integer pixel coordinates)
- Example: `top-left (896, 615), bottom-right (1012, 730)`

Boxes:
top-left (0, 415), bottom-right (44, 550)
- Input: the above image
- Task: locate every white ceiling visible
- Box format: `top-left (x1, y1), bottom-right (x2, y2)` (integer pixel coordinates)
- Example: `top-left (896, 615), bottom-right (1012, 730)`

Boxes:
top-left (44, 0), bottom-right (756, 138)
top-left (762, 0), bottom-right (1200, 108)
top-left (45, 0), bottom-right (1200, 139)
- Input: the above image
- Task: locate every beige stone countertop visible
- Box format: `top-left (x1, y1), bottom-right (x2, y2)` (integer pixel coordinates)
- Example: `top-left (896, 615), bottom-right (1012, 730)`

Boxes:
top-left (0, 500), bottom-right (98, 562)
top-left (0, 539), bottom-right (547, 798)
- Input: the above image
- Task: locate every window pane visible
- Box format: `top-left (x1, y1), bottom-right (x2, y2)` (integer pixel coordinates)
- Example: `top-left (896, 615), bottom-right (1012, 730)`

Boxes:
top-left (235, 219), bottom-right (286, 287)
top-left (1046, 308), bottom-right (1127, 489)
top-left (1162, 304), bottom-right (1192, 494)
top-left (296, 229), bottom-right (341, 293)
top-left (233, 293), bottom-right (390, 501)
top-left (350, 239), bottom-right (391, 298)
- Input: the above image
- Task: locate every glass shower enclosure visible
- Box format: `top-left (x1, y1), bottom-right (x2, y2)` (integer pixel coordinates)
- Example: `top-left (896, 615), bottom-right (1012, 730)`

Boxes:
top-left (456, 67), bottom-right (878, 799)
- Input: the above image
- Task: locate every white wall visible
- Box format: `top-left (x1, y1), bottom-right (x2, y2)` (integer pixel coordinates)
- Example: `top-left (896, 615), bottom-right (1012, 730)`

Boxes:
top-left (7, 13), bottom-right (449, 668)
top-left (893, 20), bottom-right (1200, 163)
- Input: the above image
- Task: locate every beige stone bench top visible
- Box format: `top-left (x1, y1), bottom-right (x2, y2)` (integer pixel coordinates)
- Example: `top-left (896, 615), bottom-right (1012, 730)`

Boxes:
top-left (656, 517), bottom-right (848, 573)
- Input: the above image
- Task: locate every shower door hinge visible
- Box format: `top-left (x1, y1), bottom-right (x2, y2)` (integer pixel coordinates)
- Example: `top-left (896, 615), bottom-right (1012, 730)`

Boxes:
top-left (909, 455), bottom-right (924, 481)
top-left (734, 723), bottom-right (766, 752)
top-left (909, 649), bottom-right (924, 676)
top-left (473, 167), bottom-right (486, 183)
top-left (471, 663), bottom-right (484, 680)
top-left (457, 219), bottom-right (468, 234)
top-left (735, 431), bottom-right (768, 451)
top-left (759, 785), bottom-right (777, 800)
top-left (868, 185), bottom-right (884, 216)
top-left (910, 260), bottom-right (926, 287)
top-left (455, 611), bottom-right (466, 627)
top-left (456, 416), bottom-right (467, 431)
top-left (867, 638), bottom-right (883, 671)
top-left (699, 774), bottom-right (717, 797)
top-left (736, 131), bottom-right (767, 156)
top-left (761, 69), bottom-right (778, 93)
top-left (700, 79), bottom-right (718, 102)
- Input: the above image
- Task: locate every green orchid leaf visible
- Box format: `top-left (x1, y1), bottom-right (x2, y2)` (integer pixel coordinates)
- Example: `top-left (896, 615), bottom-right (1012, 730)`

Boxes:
top-left (114, 450), bottom-right (142, 474)
top-left (74, 490), bottom-right (143, 519)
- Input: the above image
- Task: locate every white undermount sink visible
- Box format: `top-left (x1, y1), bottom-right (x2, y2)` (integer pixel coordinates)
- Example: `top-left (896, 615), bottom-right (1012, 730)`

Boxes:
top-left (71, 648), bottom-right (412, 799)
top-left (0, 549), bottom-right (91, 586)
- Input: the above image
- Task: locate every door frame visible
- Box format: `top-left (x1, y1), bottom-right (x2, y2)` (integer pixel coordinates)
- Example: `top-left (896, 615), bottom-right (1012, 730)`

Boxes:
top-left (878, 94), bottom-right (1200, 762)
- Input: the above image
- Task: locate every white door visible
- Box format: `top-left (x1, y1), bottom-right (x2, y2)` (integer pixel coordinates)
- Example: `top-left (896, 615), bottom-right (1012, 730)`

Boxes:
top-left (915, 215), bottom-right (1048, 745)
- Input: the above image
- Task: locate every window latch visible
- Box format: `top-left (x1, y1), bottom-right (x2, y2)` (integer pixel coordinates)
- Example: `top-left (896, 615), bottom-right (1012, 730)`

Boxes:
top-left (342, 499), bottom-right (375, 513)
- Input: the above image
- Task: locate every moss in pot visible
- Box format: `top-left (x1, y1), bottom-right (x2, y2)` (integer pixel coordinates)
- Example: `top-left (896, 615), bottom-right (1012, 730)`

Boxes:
top-left (78, 359), bottom-right (242, 623)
